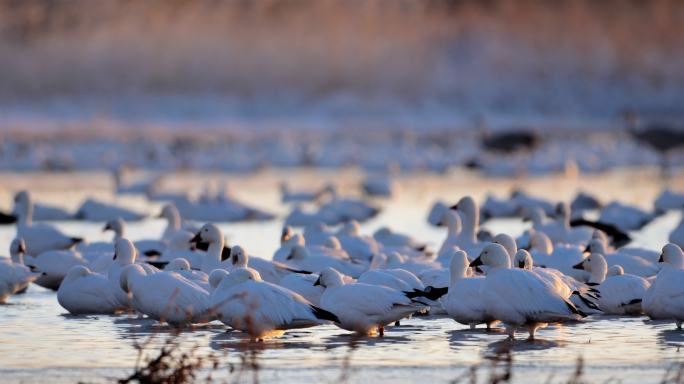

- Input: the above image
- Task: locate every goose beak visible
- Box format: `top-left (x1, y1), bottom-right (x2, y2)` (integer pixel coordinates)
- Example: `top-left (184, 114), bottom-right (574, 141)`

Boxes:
top-left (572, 261), bottom-right (585, 270)
top-left (450, 204), bottom-right (459, 210)
top-left (190, 232), bottom-right (202, 244)
top-left (313, 277), bottom-right (322, 286)
top-left (658, 253), bottom-right (664, 263)
top-left (102, 223), bottom-right (111, 232)
top-left (522, 217), bottom-right (531, 223)
top-left (517, 261), bottom-right (525, 268)
top-left (231, 254), bottom-right (238, 265)
top-left (18, 242), bottom-right (26, 254)
top-left (469, 256), bottom-right (483, 268)
top-left (113, 253), bottom-right (117, 260)
top-left (583, 244), bottom-right (591, 253)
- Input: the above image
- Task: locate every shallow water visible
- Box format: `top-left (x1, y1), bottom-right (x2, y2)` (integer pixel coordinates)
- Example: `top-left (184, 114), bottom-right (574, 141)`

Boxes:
top-left (1, 168), bottom-right (684, 383)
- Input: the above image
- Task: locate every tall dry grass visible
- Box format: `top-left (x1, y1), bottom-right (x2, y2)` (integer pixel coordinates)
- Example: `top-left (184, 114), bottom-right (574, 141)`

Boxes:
top-left (0, 0), bottom-right (682, 118)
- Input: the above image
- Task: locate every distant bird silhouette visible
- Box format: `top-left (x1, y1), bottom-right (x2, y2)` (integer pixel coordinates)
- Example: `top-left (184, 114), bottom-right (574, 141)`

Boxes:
top-left (624, 111), bottom-right (684, 175)
top-left (475, 117), bottom-right (540, 154)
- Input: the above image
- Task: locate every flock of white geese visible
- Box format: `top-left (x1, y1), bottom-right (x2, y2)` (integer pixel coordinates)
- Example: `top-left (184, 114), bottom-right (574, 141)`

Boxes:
top-left (3, 186), bottom-right (684, 341)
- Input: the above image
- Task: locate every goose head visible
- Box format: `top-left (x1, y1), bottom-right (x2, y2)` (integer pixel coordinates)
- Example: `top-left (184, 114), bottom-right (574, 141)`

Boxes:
top-left (493, 233), bottom-right (517, 261)
top-left (159, 204), bottom-right (181, 225)
top-left (10, 238), bottom-right (26, 264)
top-left (281, 226), bottom-right (294, 244)
top-left (191, 223), bottom-right (223, 246)
top-left (324, 236), bottom-right (342, 250)
top-left (13, 190), bottom-right (32, 224)
top-left (572, 253), bottom-right (607, 284)
top-left (529, 231), bottom-right (553, 254)
top-left (222, 267), bottom-right (261, 286)
top-left (166, 258), bottom-right (191, 271)
top-left (339, 220), bottom-right (361, 236)
top-left (513, 249), bottom-right (534, 270)
top-left (607, 265), bottom-right (624, 276)
top-left (113, 238), bottom-right (137, 264)
top-left (470, 243), bottom-right (511, 270)
top-left (452, 196), bottom-right (477, 219)
top-left (230, 245), bottom-right (248, 267)
top-left (439, 210), bottom-right (462, 232)
top-left (314, 267), bottom-right (345, 288)
top-left (209, 269), bottom-right (229, 289)
top-left (584, 238), bottom-right (607, 255)
top-left (470, 243), bottom-right (511, 268)
top-left (64, 265), bottom-right (91, 283)
top-left (103, 218), bottom-right (126, 238)
top-left (660, 243), bottom-right (684, 269)
top-left (448, 249), bottom-right (470, 281)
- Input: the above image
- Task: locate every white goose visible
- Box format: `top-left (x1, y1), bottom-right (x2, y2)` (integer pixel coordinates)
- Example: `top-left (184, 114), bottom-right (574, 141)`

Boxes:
top-left (108, 238), bottom-right (138, 310)
top-left (189, 223), bottom-right (233, 273)
top-left (335, 221), bottom-right (379, 264)
top-left (643, 244), bottom-right (684, 328)
top-left (120, 264), bottom-right (211, 326)
top-left (278, 273), bottom-right (325, 306)
top-left (584, 239), bottom-right (658, 278)
top-left (316, 267), bottom-right (428, 336)
top-left (0, 239), bottom-right (39, 302)
top-left (442, 250), bottom-right (496, 329)
top-left (228, 245), bottom-right (304, 284)
top-left (210, 268), bottom-right (338, 339)
top-left (102, 218), bottom-right (166, 257)
top-left (572, 253), bottom-right (650, 315)
top-left (284, 245), bottom-right (366, 278)
top-left (164, 258), bottom-right (210, 291)
top-left (13, 191), bottom-right (82, 256)
top-left (436, 210), bottom-right (463, 265)
top-left (57, 266), bottom-right (119, 314)
top-left (25, 247), bottom-right (88, 291)
top-left (452, 196), bottom-right (485, 257)
top-left (373, 227), bottom-right (426, 252)
top-left (469, 243), bottom-right (585, 339)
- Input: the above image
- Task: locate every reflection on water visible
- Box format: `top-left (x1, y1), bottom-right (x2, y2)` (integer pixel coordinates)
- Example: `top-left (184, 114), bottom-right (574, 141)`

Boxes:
top-left (1, 170), bottom-right (684, 383)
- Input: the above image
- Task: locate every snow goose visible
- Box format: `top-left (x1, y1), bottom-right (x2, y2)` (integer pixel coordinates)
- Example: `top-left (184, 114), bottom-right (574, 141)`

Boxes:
top-left (361, 174), bottom-right (396, 197)
top-left (373, 227), bottom-right (427, 252)
top-left (0, 239), bottom-right (39, 302)
top-left (514, 250), bottom-right (601, 315)
top-left (584, 239), bottom-right (658, 278)
top-left (278, 273), bottom-right (325, 306)
top-left (443, 250), bottom-right (497, 329)
top-left (427, 201), bottom-right (449, 227)
top-left (228, 245), bottom-right (306, 284)
top-left (547, 202), bottom-right (593, 246)
top-left (526, 231), bottom-right (588, 281)
top-left (452, 196), bottom-right (486, 257)
top-left (469, 243), bottom-right (585, 339)
top-left (598, 201), bottom-right (655, 231)
top-left (114, 167), bottom-right (159, 195)
top-left (643, 244), bottom-right (684, 327)
top-left (164, 258), bottom-right (210, 291)
top-left (190, 224), bottom-right (233, 273)
top-left (284, 204), bottom-right (338, 227)
top-left (25, 246), bottom-right (88, 291)
top-left (436, 210), bottom-right (463, 265)
top-left (120, 264), bottom-right (211, 326)
top-left (155, 231), bottom-right (205, 269)
top-left (210, 268), bottom-right (338, 339)
top-left (283, 245), bottom-right (365, 278)
top-left (280, 182), bottom-right (326, 203)
top-left (74, 198), bottom-right (146, 222)
top-left (318, 192), bottom-right (380, 224)
top-left (572, 253), bottom-right (650, 315)
top-left (316, 267), bottom-right (428, 336)
top-left (102, 218), bottom-right (166, 257)
top-left (158, 203), bottom-right (196, 242)
top-left (336, 221), bottom-right (379, 264)
top-left (30, 202), bottom-right (74, 221)
top-left (108, 238), bottom-right (139, 310)
top-left (655, 189), bottom-right (684, 214)
top-left (57, 266), bottom-right (119, 314)
top-left (13, 191), bottom-right (82, 255)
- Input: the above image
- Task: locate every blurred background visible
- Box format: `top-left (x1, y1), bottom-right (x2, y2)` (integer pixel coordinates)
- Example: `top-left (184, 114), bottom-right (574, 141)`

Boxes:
top-left (0, 0), bottom-right (682, 171)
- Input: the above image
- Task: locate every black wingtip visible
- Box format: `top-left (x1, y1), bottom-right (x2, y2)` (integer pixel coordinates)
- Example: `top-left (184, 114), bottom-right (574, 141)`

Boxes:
top-left (310, 305), bottom-right (339, 323)
top-left (565, 299), bottom-right (587, 318)
top-left (404, 286), bottom-right (449, 301)
top-left (144, 249), bottom-right (162, 257)
top-left (70, 237), bottom-right (83, 245)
